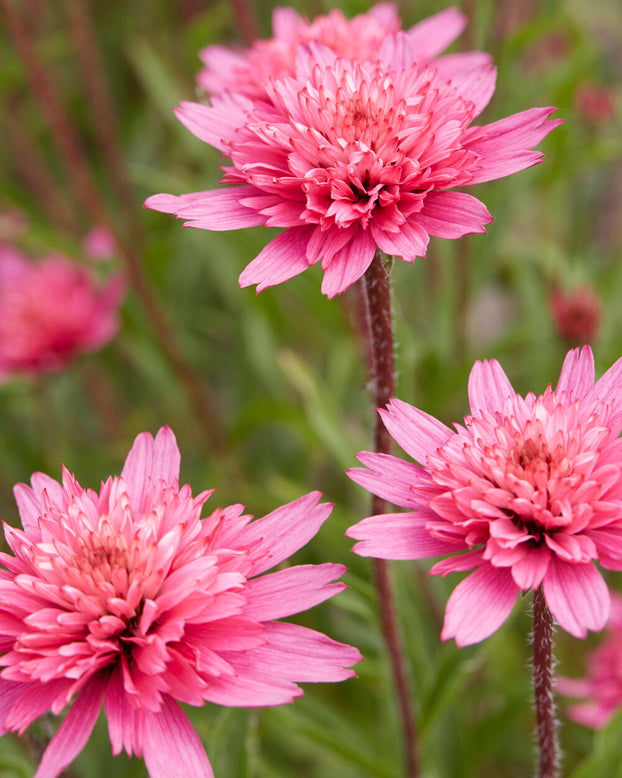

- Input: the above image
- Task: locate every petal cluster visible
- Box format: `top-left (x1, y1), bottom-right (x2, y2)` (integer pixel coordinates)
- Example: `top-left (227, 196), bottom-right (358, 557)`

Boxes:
top-left (197, 5), bottom-right (471, 100)
top-left (557, 593), bottom-right (622, 728)
top-left (146, 12), bottom-right (561, 297)
top-left (347, 347), bottom-right (622, 646)
top-left (0, 428), bottom-right (360, 778)
top-left (0, 244), bottom-right (123, 381)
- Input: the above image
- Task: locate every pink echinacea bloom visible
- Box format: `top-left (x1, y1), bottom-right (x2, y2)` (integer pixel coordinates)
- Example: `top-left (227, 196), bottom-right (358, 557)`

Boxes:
top-left (346, 346), bottom-right (622, 646)
top-left (197, 5), bottom-right (482, 101)
top-left (0, 244), bottom-right (123, 381)
top-left (557, 593), bottom-right (622, 728)
top-left (145, 8), bottom-right (561, 298)
top-left (0, 428), bottom-right (361, 778)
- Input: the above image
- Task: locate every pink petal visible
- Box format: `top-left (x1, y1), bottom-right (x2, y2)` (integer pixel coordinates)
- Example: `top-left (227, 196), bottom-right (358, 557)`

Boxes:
top-left (591, 353), bottom-right (622, 408)
top-left (203, 671), bottom-right (301, 707)
top-left (143, 696), bottom-right (213, 778)
top-left (239, 492), bottom-right (333, 576)
top-left (371, 219), bottom-right (429, 260)
top-left (104, 668), bottom-right (144, 758)
top-left (379, 398), bottom-right (453, 464)
top-left (34, 674), bottom-right (106, 778)
top-left (237, 621), bottom-right (361, 683)
top-left (406, 6), bottom-right (467, 61)
top-left (244, 563), bottom-right (347, 620)
top-left (239, 226), bottom-right (316, 292)
top-left (272, 6), bottom-right (302, 39)
top-left (555, 346), bottom-right (595, 399)
top-left (433, 51), bottom-right (493, 81)
top-left (320, 229), bottom-right (376, 298)
top-left (347, 451), bottom-right (427, 509)
top-left (449, 64), bottom-right (497, 116)
top-left (510, 544), bottom-right (551, 590)
top-left (417, 191), bottom-right (493, 239)
top-left (144, 187), bottom-right (266, 230)
top-left (0, 681), bottom-right (26, 735)
top-left (465, 107), bottom-right (563, 184)
top-left (13, 483), bottom-right (43, 531)
top-left (174, 98), bottom-right (250, 151)
top-left (542, 559), bottom-right (610, 638)
top-left (468, 359), bottom-right (515, 417)
top-left (347, 512), bottom-right (455, 559)
top-left (121, 427), bottom-right (180, 514)
top-left (441, 565), bottom-right (519, 646)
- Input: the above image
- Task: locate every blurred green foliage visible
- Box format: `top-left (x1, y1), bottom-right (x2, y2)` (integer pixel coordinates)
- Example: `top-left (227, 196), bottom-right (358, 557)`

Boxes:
top-left (1, 0), bottom-right (622, 776)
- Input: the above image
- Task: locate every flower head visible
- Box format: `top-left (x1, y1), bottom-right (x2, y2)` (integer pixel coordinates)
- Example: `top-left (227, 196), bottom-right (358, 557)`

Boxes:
top-left (0, 245), bottom-right (123, 381)
top-left (346, 347), bottom-right (622, 646)
top-left (550, 284), bottom-right (601, 344)
top-left (197, 5), bottom-right (477, 100)
top-left (146, 21), bottom-right (561, 297)
top-left (0, 428), bottom-right (360, 778)
top-left (558, 593), bottom-right (622, 728)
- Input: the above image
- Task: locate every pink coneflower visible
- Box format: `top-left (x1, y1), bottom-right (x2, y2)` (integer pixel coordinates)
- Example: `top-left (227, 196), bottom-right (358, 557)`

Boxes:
top-left (550, 284), bottom-right (601, 344)
top-left (0, 428), bottom-right (361, 778)
top-left (558, 593), bottom-right (622, 728)
top-left (146, 28), bottom-right (561, 297)
top-left (197, 5), bottom-right (482, 101)
top-left (0, 245), bottom-right (123, 381)
top-left (346, 346), bottom-right (622, 646)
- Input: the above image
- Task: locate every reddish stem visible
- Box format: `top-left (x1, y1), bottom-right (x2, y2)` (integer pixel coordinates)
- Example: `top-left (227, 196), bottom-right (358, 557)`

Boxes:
top-left (230, 0), bottom-right (260, 46)
top-left (362, 250), bottom-right (419, 778)
top-left (533, 587), bottom-right (559, 778)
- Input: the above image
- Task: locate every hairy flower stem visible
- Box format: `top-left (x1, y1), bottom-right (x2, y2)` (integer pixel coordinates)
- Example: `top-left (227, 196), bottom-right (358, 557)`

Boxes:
top-left (362, 250), bottom-right (419, 778)
top-left (533, 587), bottom-right (559, 778)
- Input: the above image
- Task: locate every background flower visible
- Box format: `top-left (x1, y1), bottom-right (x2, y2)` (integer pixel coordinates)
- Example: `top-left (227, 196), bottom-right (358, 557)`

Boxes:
top-left (0, 245), bottom-right (123, 382)
top-left (347, 346), bottom-right (622, 646)
top-left (147, 28), bottom-right (561, 297)
top-left (0, 428), bottom-right (360, 778)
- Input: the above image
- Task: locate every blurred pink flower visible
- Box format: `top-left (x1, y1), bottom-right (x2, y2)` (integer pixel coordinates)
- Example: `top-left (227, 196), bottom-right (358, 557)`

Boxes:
top-left (0, 245), bottom-right (123, 382)
top-left (198, 5), bottom-right (483, 101)
top-left (558, 593), bottom-right (622, 728)
top-left (82, 225), bottom-right (117, 262)
top-left (146, 26), bottom-right (561, 297)
top-left (574, 82), bottom-right (615, 125)
top-left (550, 284), bottom-right (601, 344)
top-left (346, 346), bottom-right (622, 646)
top-left (0, 428), bottom-right (361, 778)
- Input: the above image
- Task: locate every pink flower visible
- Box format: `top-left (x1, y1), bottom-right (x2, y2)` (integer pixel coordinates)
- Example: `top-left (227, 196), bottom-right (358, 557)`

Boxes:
top-left (146, 23), bottom-right (561, 297)
top-left (550, 284), bottom-right (601, 344)
top-left (0, 245), bottom-right (123, 381)
top-left (197, 5), bottom-right (481, 101)
top-left (558, 593), bottom-right (622, 728)
top-left (346, 346), bottom-right (622, 646)
top-left (0, 428), bottom-right (360, 778)
top-left (82, 225), bottom-right (117, 262)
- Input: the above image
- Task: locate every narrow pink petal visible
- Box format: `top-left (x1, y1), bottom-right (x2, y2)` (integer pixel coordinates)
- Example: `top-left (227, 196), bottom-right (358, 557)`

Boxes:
top-left (29, 473), bottom-right (64, 508)
top-left (244, 563), bottom-right (347, 620)
top-left (0, 681), bottom-right (26, 735)
top-left (346, 451), bottom-right (427, 508)
top-left (379, 398), bottom-right (453, 464)
top-left (417, 191), bottom-right (493, 239)
top-left (174, 98), bottom-right (250, 151)
top-left (430, 549), bottom-right (485, 576)
top-left (542, 559), bottom-right (609, 638)
top-left (468, 359), bottom-right (515, 417)
top-left (466, 107), bottom-right (563, 184)
top-left (591, 353), bottom-right (622, 408)
top-left (144, 187), bottom-right (266, 230)
top-left (510, 545), bottom-right (551, 590)
top-left (143, 696), bottom-right (213, 778)
top-left (441, 565), bottom-right (519, 646)
top-left (104, 668), bottom-right (144, 758)
top-left (239, 492), bottom-right (333, 575)
top-left (236, 622), bottom-right (361, 683)
top-left (320, 229), bottom-right (376, 298)
top-left (555, 346), bottom-right (595, 399)
top-left (239, 226), bottom-right (315, 292)
top-left (406, 7), bottom-right (467, 61)
top-left (13, 483), bottom-right (43, 531)
top-left (121, 427), bottom-right (180, 514)
top-left (347, 512), bottom-right (455, 559)
top-left (5, 678), bottom-right (71, 734)
top-left (371, 219), bottom-right (429, 260)
top-left (272, 6), bottom-right (302, 40)
top-left (449, 65), bottom-right (497, 117)
top-left (203, 671), bottom-right (301, 707)
top-left (433, 51), bottom-right (493, 81)
top-left (34, 674), bottom-right (106, 778)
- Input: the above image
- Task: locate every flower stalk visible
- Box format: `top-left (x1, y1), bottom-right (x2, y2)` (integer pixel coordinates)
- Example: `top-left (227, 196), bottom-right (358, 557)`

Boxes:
top-left (533, 586), bottom-right (559, 778)
top-left (362, 249), bottom-right (419, 778)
